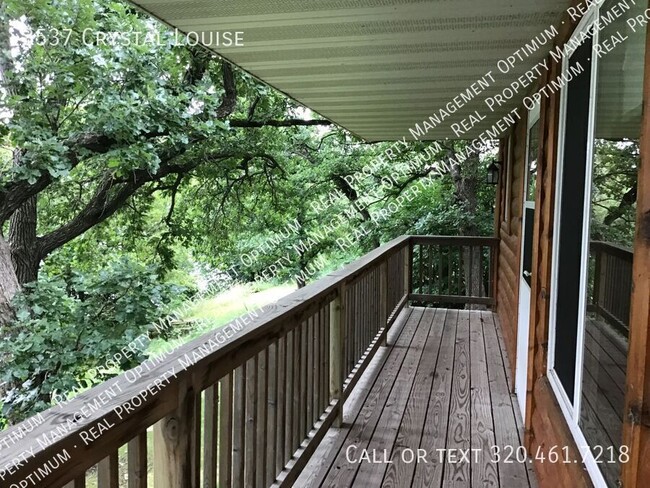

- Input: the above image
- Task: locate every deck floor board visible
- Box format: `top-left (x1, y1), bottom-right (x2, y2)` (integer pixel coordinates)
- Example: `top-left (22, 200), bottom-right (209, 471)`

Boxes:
top-left (297, 307), bottom-right (536, 488)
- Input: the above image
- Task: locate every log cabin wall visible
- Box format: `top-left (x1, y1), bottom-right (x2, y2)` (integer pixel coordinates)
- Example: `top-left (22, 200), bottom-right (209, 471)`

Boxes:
top-left (495, 1), bottom-right (596, 486)
top-left (495, 113), bottom-right (527, 380)
top-left (621, 12), bottom-right (650, 487)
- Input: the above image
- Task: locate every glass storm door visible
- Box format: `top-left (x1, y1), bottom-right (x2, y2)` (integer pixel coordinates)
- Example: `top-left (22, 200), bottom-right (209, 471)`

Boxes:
top-left (515, 102), bottom-right (540, 419)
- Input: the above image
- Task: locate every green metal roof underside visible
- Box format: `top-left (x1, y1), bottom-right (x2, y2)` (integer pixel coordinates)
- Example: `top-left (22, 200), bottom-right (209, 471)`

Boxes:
top-left (131, 0), bottom-right (571, 142)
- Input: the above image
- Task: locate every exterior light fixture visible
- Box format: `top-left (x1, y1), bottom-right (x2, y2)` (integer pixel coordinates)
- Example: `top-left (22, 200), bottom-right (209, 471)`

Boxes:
top-left (486, 161), bottom-right (501, 185)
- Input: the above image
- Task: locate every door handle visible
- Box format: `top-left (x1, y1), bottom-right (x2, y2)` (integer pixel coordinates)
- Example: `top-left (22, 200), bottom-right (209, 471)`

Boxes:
top-left (523, 271), bottom-right (532, 278)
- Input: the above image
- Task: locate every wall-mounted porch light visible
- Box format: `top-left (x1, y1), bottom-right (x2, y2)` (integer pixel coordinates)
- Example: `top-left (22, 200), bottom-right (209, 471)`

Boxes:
top-left (486, 161), bottom-right (501, 185)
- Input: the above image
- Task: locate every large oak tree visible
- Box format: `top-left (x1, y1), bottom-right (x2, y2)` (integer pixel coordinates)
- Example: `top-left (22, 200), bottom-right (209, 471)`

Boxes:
top-left (0, 0), bottom-right (330, 323)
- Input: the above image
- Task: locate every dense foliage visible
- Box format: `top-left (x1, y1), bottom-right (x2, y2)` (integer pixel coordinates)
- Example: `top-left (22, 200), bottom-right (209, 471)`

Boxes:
top-left (0, 258), bottom-right (184, 425)
top-left (0, 0), bottom-right (636, 429)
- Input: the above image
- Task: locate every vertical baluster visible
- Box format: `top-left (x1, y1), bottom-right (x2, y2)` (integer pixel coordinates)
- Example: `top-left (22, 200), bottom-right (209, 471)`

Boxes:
top-left (244, 357), bottom-right (257, 487)
top-left (307, 315), bottom-right (314, 429)
top-left (219, 374), bottom-right (233, 488)
top-left (380, 260), bottom-right (388, 345)
top-left (347, 286), bottom-right (353, 374)
top-left (203, 385), bottom-right (219, 488)
top-left (266, 342), bottom-right (277, 485)
top-left (232, 366), bottom-right (246, 488)
top-left (313, 309), bottom-right (321, 424)
top-left (284, 330), bottom-right (293, 461)
top-left (457, 246), bottom-right (462, 296)
top-left (98, 453), bottom-right (119, 488)
top-left (469, 244), bottom-right (474, 299)
top-left (292, 326), bottom-right (301, 451)
top-left (65, 476), bottom-right (86, 488)
top-left (418, 244), bottom-right (423, 294)
top-left (406, 242), bottom-right (413, 303)
top-left (355, 281), bottom-right (360, 365)
top-left (300, 320), bottom-right (308, 437)
top-left (256, 350), bottom-right (267, 488)
top-left (128, 432), bottom-right (147, 488)
top-left (321, 303), bottom-right (330, 410)
top-left (276, 336), bottom-right (286, 477)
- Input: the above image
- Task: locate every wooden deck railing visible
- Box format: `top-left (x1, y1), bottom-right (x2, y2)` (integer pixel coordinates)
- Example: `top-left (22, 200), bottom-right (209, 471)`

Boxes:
top-left (589, 241), bottom-right (633, 336)
top-left (409, 236), bottom-right (498, 306)
top-left (0, 235), bottom-right (496, 488)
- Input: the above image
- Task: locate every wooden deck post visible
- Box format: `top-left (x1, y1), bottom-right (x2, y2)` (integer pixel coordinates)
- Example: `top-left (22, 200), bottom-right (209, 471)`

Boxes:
top-left (153, 381), bottom-right (200, 488)
top-left (621, 15), bottom-right (650, 488)
top-left (330, 285), bottom-right (346, 427)
top-left (380, 260), bottom-right (388, 346)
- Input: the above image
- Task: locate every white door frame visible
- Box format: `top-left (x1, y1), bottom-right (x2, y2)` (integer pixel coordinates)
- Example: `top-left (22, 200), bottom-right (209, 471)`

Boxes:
top-left (515, 101), bottom-right (540, 420)
top-left (546, 6), bottom-right (608, 487)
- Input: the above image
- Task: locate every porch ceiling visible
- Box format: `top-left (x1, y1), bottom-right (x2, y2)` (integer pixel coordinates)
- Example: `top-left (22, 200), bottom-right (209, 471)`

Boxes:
top-left (131, 0), bottom-right (570, 141)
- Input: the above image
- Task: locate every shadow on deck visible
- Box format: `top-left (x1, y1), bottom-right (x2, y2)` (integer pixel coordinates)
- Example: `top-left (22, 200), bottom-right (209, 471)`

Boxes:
top-left (296, 307), bottom-right (538, 488)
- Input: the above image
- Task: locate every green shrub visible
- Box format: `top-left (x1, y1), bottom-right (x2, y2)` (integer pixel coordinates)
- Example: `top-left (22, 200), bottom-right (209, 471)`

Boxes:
top-left (0, 258), bottom-right (185, 425)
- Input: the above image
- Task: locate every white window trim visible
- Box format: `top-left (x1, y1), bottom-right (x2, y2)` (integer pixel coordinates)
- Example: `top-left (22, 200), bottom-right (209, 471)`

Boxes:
top-left (546, 5), bottom-right (608, 488)
top-left (503, 134), bottom-right (513, 229)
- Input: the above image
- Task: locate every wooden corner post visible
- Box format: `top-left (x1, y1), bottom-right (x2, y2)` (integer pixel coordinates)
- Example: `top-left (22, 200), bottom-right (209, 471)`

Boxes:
top-left (621, 14), bottom-right (650, 488)
top-left (329, 284), bottom-right (346, 427)
top-left (153, 380), bottom-right (200, 488)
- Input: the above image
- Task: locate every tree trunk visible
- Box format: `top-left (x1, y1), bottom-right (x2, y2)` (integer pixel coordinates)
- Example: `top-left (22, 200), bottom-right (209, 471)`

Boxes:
top-left (450, 151), bottom-right (487, 309)
top-left (0, 235), bottom-right (20, 326)
top-left (8, 194), bottom-right (40, 284)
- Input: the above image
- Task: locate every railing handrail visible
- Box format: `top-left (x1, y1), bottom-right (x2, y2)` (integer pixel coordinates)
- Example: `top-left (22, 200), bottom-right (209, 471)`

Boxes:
top-left (590, 240), bottom-right (633, 261)
top-left (410, 235), bottom-right (499, 246)
top-left (0, 234), bottom-right (502, 486)
top-left (0, 235), bottom-right (410, 484)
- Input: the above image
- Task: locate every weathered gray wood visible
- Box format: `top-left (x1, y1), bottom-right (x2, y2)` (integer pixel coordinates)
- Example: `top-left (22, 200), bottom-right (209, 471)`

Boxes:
top-left (579, 395), bottom-right (620, 487)
top-left (203, 385), bottom-right (218, 488)
top-left (383, 309), bottom-right (447, 488)
top-left (275, 336), bottom-right (286, 476)
top-left (244, 357), bottom-right (257, 487)
top-left (284, 330), bottom-right (294, 460)
top-left (232, 366), bottom-right (246, 488)
top-left (330, 287), bottom-right (345, 427)
top-left (300, 308), bottom-right (536, 488)
top-left (293, 325), bottom-right (302, 451)
top-left (313, 308), bottom-right (321, 426)
top-left (256, 349), bottom-right (268, 488)
top-left (218, 374), bottom-right (233, 488)
top-left (409, 293), bottom-right (494, 306)
top-left (0, 237), bottom-right (410, 487)
top-left (411, 310), bottom-right (458, 488)
top-left (98, 453), bottom-right (119, 488)
top-left (128, 432), bottom-right (147, 488)
top-left (153, 380), bottom-right (199, 488)
top-left (380, 261), bottom-right (388, 345)
top-left (64, 477), bottom-right (86, 488)
top-left (482, 311), bottom-right (530, 487)
top-left (273, 404), bottom-right (339, 488)
top-left (322, 308), bottom-right (427, 488)
top-left (443, 310), bottom-right (471, 487)
top-left (469, 310), bottom-right (499, 487)
top-left (266, 342), bottom-right (278, 485)
top-left (354, 308), bottom-right (440, 486)
top-left (581, 362), bottom-right (622, 445)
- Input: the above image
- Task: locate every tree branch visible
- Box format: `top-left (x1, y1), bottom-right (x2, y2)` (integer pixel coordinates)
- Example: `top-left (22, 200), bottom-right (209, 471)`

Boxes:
top-left (230, 118), bottom-right (332, 128)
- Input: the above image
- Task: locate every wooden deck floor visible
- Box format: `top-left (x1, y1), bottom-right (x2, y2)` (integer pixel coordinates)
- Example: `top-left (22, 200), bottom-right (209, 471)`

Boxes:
top-left (580, 313), bottom-right (628, 487)
top-left (295, 307), bottom-right (537, 488)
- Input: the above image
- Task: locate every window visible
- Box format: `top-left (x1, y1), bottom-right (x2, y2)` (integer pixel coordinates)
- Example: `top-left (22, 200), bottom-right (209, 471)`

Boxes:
top-left (547, 1), bottom-right (645, 486)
